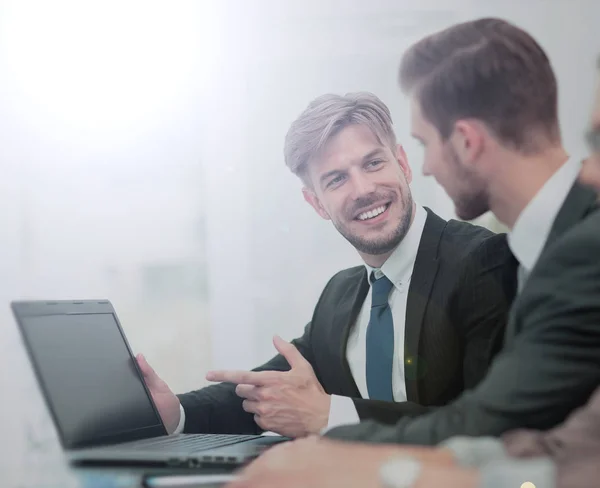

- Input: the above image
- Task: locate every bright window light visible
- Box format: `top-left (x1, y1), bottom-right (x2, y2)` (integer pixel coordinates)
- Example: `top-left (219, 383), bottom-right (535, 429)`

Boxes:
top-left (0, 1), bottom-right (216, 135)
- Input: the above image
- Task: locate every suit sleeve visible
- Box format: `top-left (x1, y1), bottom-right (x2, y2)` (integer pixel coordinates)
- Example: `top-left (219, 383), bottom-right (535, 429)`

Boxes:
top-left (326, 218), bottom-right (600, 445)
top-left (351, 398), bottom-right (434, 424)
top-left (450, 234), bottom-right (517, 390)
top-left (177, 321), bottom-right (315, 434)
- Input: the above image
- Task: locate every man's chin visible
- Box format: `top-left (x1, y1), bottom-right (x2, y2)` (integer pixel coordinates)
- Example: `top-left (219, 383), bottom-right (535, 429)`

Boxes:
top-left (345, 233), bottom-right (401, 256)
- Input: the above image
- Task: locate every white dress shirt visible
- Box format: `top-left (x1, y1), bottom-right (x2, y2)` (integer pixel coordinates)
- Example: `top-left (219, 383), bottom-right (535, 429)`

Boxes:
top-left (326, 204), bottom-right (428, 431)
top-left (508, 157), bottom-right (582, 287)
top-left (174, 205), bottom-right (428, 435)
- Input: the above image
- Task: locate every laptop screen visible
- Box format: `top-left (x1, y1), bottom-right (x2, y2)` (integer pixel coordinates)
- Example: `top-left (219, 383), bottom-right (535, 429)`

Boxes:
top-left (19, 312), bottom-right (163, 448)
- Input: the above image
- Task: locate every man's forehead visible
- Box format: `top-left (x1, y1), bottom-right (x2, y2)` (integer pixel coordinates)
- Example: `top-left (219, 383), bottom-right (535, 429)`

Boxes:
top-left (318, 125), bottom-right (385, 162)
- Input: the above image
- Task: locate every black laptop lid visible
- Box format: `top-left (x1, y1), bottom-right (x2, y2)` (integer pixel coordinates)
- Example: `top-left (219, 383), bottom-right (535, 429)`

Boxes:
top-left (12, 300), bottom-right (166, 449)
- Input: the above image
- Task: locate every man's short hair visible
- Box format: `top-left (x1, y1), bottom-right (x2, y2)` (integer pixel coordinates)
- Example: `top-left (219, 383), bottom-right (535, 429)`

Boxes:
top-left (399, 17), bottom-right (560, 152)
top-left (284, 92), bottom-right (397, 183)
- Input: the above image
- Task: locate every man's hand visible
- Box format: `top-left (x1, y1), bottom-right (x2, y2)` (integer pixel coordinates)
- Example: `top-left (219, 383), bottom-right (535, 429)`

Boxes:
top-left (226, 437), bottom-right (475, 488)
top-left (136, 354), bottom-right (181, 434)
top-left (206, 336), bottom-right (331, 437)
top-left (227, 437), bottom-right (382, 488)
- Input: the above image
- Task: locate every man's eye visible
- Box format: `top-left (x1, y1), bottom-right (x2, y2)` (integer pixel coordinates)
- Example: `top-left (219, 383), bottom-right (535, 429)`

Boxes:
top-left (327, 175), bottom-right (345, 188)
top-left (367, 159), bottom-right (384, 168)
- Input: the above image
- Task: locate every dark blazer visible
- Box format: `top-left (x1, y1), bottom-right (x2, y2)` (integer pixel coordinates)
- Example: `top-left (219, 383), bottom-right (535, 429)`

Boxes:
top-left (178, 207), bottom-right (517, 434)
top-left (326, 182), bottom-right (600, 445)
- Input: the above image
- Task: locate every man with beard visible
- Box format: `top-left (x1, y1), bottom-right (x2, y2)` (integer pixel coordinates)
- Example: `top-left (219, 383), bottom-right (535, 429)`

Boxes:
top-left (137, 92), bottom-right (516, 440)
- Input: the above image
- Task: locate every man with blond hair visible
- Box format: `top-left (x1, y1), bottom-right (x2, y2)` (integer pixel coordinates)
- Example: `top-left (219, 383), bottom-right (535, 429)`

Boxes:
top-left (137, 91), bottom-right (516, 441)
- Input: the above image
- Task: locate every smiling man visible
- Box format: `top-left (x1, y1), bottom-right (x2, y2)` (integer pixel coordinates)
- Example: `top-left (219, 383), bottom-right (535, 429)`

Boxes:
top-left (137, 91), bottom-right (517, 440)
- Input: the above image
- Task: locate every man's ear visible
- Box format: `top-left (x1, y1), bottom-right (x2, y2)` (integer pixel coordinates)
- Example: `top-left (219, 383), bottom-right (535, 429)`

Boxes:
top-left (395, 144), bottom-right (413, 183)
top-left (302, 187), bottom-right (330, 220)
top-left (451, 120), bottom-right (485, 168)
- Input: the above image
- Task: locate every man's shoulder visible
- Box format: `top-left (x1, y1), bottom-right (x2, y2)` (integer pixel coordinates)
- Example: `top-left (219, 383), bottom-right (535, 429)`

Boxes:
top-left (562, 205), bottom-right (600, 242)
top-left (311, 265), bottom-right (367, 315)
top-left (327, 265), bottom-right (367, 286)
top-left (443, 217), bottom-right (501, 242)
top-left (438, 217), bottom-right (511, 267)
top-left (513, 208), bottom-right (600, 339)
top-left (538, 207), bottom-right (600, 268)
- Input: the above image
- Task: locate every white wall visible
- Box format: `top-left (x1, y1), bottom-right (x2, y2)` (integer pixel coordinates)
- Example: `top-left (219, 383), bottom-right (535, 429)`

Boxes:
top-left (0, 1), bottom-right (599, 485)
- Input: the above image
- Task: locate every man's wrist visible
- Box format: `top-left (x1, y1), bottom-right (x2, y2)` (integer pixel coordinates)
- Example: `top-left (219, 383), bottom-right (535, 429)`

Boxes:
top-left (308, 394), bottom-right (331, 435)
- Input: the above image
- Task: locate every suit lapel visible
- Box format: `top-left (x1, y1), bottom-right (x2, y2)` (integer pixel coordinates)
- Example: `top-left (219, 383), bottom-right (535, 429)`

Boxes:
top-left (506, 181), bottom-right (598, 341)
top-left (404, 208), bottom-right (444, 403)
top-left (543, 181), bottom-right (598, 253)
top-left (330, 268), bottom-right (369, 398)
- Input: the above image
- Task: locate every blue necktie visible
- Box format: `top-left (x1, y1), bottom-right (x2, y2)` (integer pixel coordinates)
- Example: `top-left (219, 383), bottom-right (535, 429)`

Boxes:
top-left (366, 272), bottom-right (395, 401)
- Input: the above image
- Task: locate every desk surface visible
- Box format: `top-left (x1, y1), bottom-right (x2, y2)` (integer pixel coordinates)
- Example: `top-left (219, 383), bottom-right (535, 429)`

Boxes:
top-left (4, 443), bottom-right (232, 488)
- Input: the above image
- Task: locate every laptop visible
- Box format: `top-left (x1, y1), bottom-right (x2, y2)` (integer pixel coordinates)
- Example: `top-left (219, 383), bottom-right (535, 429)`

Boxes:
top-left (11, 299), bottom-right (288, 470)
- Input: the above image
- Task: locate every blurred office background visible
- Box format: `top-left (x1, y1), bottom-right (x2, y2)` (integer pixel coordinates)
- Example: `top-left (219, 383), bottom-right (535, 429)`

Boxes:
top-left (0, 0), bottom-right (598, 485)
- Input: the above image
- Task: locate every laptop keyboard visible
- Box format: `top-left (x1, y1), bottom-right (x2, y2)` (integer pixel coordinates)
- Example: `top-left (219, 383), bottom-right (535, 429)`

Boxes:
top-left (120, 434), bottom-right (261, 453)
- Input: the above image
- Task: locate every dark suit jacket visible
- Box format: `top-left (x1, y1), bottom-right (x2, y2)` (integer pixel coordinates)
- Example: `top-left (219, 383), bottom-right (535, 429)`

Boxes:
top-left (178, 207), bottom-right (517, 434)
top-left (326, 182), bottom-right (600, 445)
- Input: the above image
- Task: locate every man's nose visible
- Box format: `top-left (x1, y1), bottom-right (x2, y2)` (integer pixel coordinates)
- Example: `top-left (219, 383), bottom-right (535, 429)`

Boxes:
top-left (349, 173), bottom-right (377, 199)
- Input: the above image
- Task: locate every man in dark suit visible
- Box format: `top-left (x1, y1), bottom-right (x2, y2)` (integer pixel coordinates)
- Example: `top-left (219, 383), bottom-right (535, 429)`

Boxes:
top-left (137, 91), bottom-right (516, 438)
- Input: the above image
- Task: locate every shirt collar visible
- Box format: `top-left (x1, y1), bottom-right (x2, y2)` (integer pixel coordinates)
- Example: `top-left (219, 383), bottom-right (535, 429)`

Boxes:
top-left (508, 157), bottom-right (582, 272)
top-left (366, 204), bottom-right (427, 289)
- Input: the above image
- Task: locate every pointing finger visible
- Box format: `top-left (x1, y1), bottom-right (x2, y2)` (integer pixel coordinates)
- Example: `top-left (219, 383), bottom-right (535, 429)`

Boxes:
top-left (206, 369), bottom-right (283, 386)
